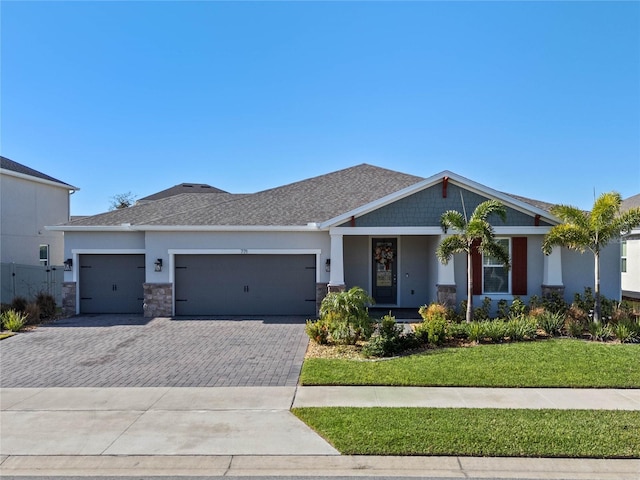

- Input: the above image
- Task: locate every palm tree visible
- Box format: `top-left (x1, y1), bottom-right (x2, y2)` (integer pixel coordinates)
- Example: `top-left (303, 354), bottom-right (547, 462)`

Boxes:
top-left (542, 192), bottom-right (640, 324)
top-left (436, 199), bottom-right (510, 323)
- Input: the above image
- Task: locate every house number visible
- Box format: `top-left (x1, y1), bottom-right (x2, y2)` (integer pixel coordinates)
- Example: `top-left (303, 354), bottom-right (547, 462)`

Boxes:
top-left (240, 249), bottom-right (248, 254)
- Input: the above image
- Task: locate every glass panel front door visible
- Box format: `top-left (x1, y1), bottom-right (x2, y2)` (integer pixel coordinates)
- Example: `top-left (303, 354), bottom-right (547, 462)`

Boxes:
top-left (372, 238), bottom-right (397, 305)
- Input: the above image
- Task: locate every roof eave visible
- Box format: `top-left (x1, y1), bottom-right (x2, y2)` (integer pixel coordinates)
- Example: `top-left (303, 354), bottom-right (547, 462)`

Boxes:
top-left (46, 223), bottom-right (324, 232)
top-left (1, 168), bottom-right (80, 191)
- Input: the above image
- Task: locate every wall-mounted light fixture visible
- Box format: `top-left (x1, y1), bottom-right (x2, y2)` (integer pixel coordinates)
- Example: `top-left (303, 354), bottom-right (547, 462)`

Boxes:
top-left (325, 258), bottom-right (331, 272)
top-left (63, 258), bottom-right (73, 271)
top-left (154, 258), bottom-right (163, 272)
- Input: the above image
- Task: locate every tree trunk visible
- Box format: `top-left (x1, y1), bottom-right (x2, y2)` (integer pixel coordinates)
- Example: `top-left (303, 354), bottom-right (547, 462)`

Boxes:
top-left (593, 251), bottom-right (601, 324)
top-left (466, 251), bottom-right (473, 323)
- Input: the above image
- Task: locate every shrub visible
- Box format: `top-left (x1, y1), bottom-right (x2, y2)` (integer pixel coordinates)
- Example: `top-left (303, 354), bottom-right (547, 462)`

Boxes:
top-left (541, 292), bottom-right (568, 315)
top-left (538, 311), bottom-right (565, 337)
top-left (473, 297), bottom-right (492, 322)
top-left (362, 314), bottom-right (415, 358)
top-left (24, 303), bottom-right (41, 325)
top-left (467, 322), bottom-right (484, 343)
top-left (414, 316), bottom-right (448, 346)
top-left (447, 321), bottom-right (469, 339)
top-left (565, 318), bottom-right (584, 338)
top-left (305, 319), bottom-right (329, 345)
top-left (566, 304), bottom-right (589, 327)
top-left (613, 322), bottom-right (638, 344)
top-left (1, 309), bottom-right (26, 332)
top-left (588, 322), bottom-right (614, 342)
top-left (482, 320), bottom-right (506, 343)
top-left (509, 297), bottom-right (528, 318)
top-left (35, 292), bottom-right (57, 319)
top-left (10, 296), bottom-right (28, 313)
top-left (497, 299), bottom-right (509, 320)
top-left (505, 316), bottom-right (537, 341)
top-left (319, 287), bottom-right (375, 345)
top-left (418, 303), bottom-right (452, 322)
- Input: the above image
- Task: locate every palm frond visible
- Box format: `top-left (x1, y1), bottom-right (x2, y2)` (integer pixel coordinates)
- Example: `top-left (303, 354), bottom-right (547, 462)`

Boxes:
top-left (470, 200), bottom-right (507, 224)
top-left (436, 235), bottom-right (468, 264)
top-left (480, 241), bottom-right (511, 271)
top-left (618, 207), bottom-right (640, 235)
top-left (440, 210), bottom-right (466, 233)
top-left (550, 204), bottom-right (588, 228)
top-left (542, 224), bottom-right (591, 254)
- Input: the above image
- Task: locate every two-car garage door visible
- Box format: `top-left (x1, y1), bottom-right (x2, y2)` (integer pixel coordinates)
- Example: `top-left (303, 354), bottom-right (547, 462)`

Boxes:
top-left (78, 253), bottom-right (317, 316)
top-left (174, 254), bottom-right (317, 316)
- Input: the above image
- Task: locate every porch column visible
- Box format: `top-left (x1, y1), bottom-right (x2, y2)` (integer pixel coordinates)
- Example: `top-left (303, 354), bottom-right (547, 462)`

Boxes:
top-left (436, 235), bottom-right (457, 307)
top-left (328, 233), bottom-right (346, 293)
top-left (542, 247), bottom-right (564, 298)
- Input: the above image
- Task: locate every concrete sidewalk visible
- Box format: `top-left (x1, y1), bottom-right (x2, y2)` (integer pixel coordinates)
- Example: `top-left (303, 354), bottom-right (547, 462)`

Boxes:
top-left (1, 386), bottom-right (639, 478)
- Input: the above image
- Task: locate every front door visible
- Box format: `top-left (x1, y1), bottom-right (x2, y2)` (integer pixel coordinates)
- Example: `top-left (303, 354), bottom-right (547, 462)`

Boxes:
top-left (372, 238), bottom-right (397, 305)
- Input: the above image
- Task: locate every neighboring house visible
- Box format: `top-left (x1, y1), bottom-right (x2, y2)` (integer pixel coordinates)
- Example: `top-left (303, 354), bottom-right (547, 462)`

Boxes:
top-left (136, 183), bottom-right (227, 204)
top-left (1, 156), bottom-right (79, 266)
top-left (48, 164), bottom-right (621, 317)
top-left (621, 193), bottom-right (640, 302)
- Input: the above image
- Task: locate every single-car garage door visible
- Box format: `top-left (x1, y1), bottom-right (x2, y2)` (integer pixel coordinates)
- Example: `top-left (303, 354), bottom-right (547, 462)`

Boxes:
top-left (79, 254), bottom-right (145, 314)
top-left (174, 254), bottom-right (316, 316)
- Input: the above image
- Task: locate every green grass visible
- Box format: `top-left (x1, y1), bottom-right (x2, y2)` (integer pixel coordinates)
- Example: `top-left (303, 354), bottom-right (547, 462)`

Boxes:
top-left (300, 339), bottom-right (640, 387)
top-left (0, 332), bottom-right (15, 340)
top-left (292, 407), bottom-right (640, 458)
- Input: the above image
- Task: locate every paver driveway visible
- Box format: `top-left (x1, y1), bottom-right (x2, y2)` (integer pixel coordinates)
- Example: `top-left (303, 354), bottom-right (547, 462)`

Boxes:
top-left (0, 315), bottom-right (309, 387)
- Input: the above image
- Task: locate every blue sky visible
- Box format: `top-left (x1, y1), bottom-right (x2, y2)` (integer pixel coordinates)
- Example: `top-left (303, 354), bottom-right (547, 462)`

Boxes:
top-left (2, 1), bottom-right (639, 216)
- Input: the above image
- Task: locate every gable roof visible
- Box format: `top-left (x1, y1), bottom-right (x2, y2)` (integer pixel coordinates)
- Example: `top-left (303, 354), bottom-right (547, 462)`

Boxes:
top-left (319, 169), bottom-right (558, 229)
top-left (52, 163), bottom-right (559, 231)
top-left (137, 183), bottom-right (228, 203)
top-left (622, 193), bottom-right (640, 212)
top-left (0, 156), bottom-right (78, 190)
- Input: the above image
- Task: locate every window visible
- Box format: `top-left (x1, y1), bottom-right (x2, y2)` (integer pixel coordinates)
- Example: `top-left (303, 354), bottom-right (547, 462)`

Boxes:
top-left (621, 240), bottom-right (627, 273)
top-left (483, 238), bottom-right (510, 293)
top-left (39, 244), bottom-right (49, 267)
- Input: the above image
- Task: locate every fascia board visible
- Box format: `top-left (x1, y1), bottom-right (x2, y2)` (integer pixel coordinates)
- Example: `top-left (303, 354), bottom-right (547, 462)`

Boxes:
top-left (1, 168), bottom-right (80, 191)
top-left (320, 170), bottom-right (559, 228)
top-left (45, 225), bottom-right (134, 232)
top-left (329, 226), bottom-right (551, 236)
top-left (46, 224), bottom-right (323, 232)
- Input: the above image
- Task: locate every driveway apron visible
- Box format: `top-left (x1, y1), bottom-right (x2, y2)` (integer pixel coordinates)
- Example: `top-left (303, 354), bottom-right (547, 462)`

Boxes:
top-left (0, 315), bottom-right (310, 387)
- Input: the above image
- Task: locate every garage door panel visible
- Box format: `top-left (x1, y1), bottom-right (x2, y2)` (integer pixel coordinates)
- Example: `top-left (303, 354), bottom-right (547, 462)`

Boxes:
top-left (79, 254), bottom-right (145, 314)
top-left (175, 254), bottom-right (316, 316)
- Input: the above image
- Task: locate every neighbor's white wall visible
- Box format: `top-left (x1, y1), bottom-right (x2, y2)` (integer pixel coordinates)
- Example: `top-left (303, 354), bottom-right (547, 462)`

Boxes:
top-left (621, 233), bottom-right (640, 299)
top-left (1, 174), bottom-right (70, 265)
top-left (144, 230), bottom-right (331, 284)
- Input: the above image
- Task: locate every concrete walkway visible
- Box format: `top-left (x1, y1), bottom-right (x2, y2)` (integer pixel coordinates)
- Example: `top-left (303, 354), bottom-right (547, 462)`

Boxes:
top-left (1, 386), bottom-right (639, 478)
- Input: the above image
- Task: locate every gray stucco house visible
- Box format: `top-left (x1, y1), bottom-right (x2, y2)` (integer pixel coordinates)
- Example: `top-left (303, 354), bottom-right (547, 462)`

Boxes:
top-left (49, 164), bottom-right (621, 317)
top-left (1, 156), bottom-right (78, 266)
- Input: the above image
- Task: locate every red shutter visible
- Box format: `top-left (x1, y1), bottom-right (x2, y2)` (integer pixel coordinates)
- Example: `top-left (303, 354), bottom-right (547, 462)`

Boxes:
top-left (472, 240), bottom-right (482, 295)
top-left (512, 237), bottom-right (528, 295)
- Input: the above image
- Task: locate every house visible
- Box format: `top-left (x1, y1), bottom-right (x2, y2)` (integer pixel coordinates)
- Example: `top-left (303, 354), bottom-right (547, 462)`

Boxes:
top-left (48, 164), bottom-right (621, 317)
top-left (1, 156), bottom-right (79, 266)
top-left (621, 193), bottom-right (640, 302)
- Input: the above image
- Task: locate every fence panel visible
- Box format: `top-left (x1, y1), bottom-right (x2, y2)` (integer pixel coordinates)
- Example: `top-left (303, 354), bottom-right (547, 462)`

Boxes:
top-left (0, 263), bottom-right (64, 305)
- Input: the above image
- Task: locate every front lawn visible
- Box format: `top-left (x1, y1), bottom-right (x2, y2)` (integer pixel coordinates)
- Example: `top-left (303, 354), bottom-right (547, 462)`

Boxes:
top-left (292, 407), bottom-right (640, 458)
top-left (300, 339), bottom-right (640, 387)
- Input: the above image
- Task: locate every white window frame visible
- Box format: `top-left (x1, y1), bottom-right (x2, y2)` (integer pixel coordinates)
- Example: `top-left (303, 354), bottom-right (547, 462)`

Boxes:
top-left (39, 244), bottom-right (49, 267)
top-left (482, 238), bottom-right (511, 294)
top-left (621, 240), bottom-right (627, 273)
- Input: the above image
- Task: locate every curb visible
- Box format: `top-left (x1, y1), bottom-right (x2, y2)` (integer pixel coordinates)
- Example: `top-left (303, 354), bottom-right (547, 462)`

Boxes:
top-left (1, 455), bottom-right (639, 478)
